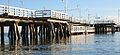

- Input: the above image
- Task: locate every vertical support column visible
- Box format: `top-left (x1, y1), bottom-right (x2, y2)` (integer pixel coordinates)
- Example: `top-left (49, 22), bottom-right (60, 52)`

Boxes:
top-left (111, 24), bottom-right (115, 34)
top-left (57, 26), bottom-right (60, 43)
top-left (8, 22), bottom-right (20, 50)
top-left (104, 27), bottom-right (107, 33)
top-left (9, 24), bottom-right (14, 48)
top-left (21, 24), bottom-right (29, 46)
top-left (44, 27), bottom-right (47, 44)
top-left (60, 24), bottom-right (64, 42)
top-left (41, 24), bottom-right (44, 44)
top-left (13, 22), bottom-right (20, 51)
top-left (47, 23), bottom-right (53, 44)
top-left (29, 24), bottom-right (33, 45)
top-left (29, 24), bottom-right (36, 45)
top-left (55, 24), bottom-right (59, 43)
top-left (25, 25), bottom-right (29, 46)
top-left (63, 24), bottom-right (66, 43)
top-left (51, 23), bottom-right (56, 43)
top-left (42, 23), bottom-right (45, 44)
top-left (21, 25), bottom-right (26, 46)
top-left (1, 24), bottom-right (4, 50)
top-left (46, 23), bottom-right (49, 44)
top-left (39, 24), bottom-right (43, 45)
top-left (35, 25), bottom-right (38, 45)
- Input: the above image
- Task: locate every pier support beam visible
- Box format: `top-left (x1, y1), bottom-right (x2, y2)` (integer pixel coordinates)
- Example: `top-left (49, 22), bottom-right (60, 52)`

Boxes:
top-left (8, 22), bottom-right (20, 50)
top-left (0, 23), bottom-right (4, 51)
top-left (35, 25), bottom-right (38, 45)
top-left (29, 24), bottom-right (36, 45)
top-left (111, 24), bottom-right (115, 33)
top-left (21, 24), bottom-right (29, 46)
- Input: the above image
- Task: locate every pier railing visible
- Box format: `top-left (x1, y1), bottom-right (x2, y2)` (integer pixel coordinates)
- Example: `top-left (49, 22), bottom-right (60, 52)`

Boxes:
top-left (0, 5), bottom-right (35, 18)
top-left (94, 20), bottom-right (114, 24)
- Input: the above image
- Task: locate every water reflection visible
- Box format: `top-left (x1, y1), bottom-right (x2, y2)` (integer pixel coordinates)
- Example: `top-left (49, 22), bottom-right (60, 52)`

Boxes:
top-left (1, 32), bottom-right (120, 55)
top-left (71, 34), bottom-right (94, 45)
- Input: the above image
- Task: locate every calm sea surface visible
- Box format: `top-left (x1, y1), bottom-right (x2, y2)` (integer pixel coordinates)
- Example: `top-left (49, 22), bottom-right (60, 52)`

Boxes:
top-left (1, 32), bottom-right (120, 55)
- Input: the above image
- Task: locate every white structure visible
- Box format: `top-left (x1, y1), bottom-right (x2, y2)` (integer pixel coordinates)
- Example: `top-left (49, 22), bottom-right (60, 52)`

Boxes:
top-left (0, 5), bottom-right (35, 17)
top-left (35, 10), bottom-right (69, 20)
top-left (71, 26), bottom-right (95, 33)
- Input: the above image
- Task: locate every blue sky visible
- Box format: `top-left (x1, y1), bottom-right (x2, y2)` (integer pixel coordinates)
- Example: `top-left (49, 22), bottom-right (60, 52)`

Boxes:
top-left (0, 0), bottom-right (120, 18)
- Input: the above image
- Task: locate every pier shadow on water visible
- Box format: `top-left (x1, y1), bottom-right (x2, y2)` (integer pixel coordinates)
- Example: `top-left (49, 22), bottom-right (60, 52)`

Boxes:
top-left (1, 32), bottom-right (120, 55)
top-left (0, 33), bottom-right (71, 55)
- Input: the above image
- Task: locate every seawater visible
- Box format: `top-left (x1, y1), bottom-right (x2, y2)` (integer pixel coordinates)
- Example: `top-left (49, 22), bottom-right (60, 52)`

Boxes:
top-left (0, 32), bottom-right (120, 55)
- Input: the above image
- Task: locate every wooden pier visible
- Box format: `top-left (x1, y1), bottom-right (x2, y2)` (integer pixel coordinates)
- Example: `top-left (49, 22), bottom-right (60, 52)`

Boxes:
top-left (0, 5), bottom-right (118, 51)
top-left (94, 20), bottom-right (116, 34)
top-left (0, 14), bottom-right (70, 50)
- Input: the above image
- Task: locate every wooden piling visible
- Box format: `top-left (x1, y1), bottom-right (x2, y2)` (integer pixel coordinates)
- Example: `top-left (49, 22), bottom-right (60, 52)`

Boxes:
top-left (29, 24), bottom-right (36, 45)
top-left (0, 24), bottom-right (4, 51)
top-left (21, 25), bottom-right (26, 46)
top-left (21, 24), bottom-right (29, 46)
top-left (35, 25), bottom-right (38, 45)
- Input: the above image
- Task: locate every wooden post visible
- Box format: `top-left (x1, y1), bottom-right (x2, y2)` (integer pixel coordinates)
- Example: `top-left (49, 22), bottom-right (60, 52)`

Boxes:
top-left (57, 27), bottom-right (60, 43)
top-left (8, 25), bottom-right (14, 48)
top-left (39, 25), bottom-right (43, 45)
top-left (30, 24), bottom-right (35, 45)
top-left (38, 26), bottom-right (40, 45)
top-left (111, 24), bottom-right (115, 34)
top-left (46, 24), bottom-right (50, 44)
top-left (41, 24), bottom-right (44, 44)
top-left (25, 25), bottom-right (29, 46)
top-left (43, 24), bottom-right (45, 44)
top-left (29, 24), bottom-right (33, 45)
top-left (21, 24), bottom-right (29, 46)
top-left (51, 23), bottom-right (56, 43)
top-left (13, 23), bottom-right (20, 51)
top-left (60, 23), bottom-right (64, 42)
top-left (21, 25), bottom-right (26, 46)
top-left (1, 24), bottom-right (4, 51)
top-left (35, 25), bottom-right (38, 45)
top-left (44, 25), bottom-right (47, 44)
top-left (11, 24), bottom-right (14, 47)
top-left (47, 23), bottom-right (53, 44)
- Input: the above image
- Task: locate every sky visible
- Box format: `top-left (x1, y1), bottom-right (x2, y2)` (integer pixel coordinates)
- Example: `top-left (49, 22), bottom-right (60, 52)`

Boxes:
top-left (0, 0), bottom-right (120, 19)
top-left (1, 0), bottom-right (120, 32)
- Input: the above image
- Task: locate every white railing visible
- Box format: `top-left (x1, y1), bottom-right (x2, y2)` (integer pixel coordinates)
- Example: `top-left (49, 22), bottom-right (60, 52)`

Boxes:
top-left (94, 20), bottom-right (114, 24)
top-left (0, 5), bottom-right (35, 18)
top-left (35, 10), bottom-right (69, 20)
top-left (71, 26), bottom-right (95, 33)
